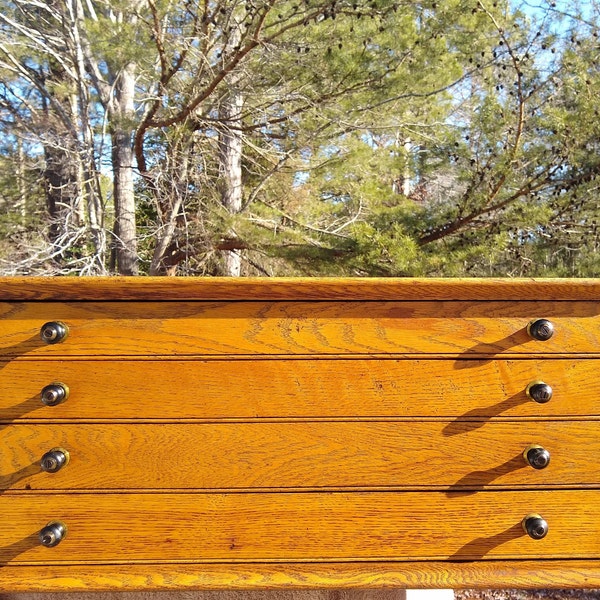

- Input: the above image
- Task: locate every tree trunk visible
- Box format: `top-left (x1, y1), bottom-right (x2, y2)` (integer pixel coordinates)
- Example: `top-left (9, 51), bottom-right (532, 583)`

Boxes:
top-left (68, 0), bottom-right (106, 272)
top-left (111, 62), bottom-right (138, 275)
top-left (16, 137), bottom-right (26, 219)
top-left (218, 20), bottom-right (244, 277)
top-left (44, 137), bottom-right (79, 239)
top-left (42, 61), bottom-right (81, 256)
top-left (402, 137), bottom-right (412, 197)
top-left (148, 149), bottom-right (189, 276)
top-left (219, 90), bottom-right (244, 277)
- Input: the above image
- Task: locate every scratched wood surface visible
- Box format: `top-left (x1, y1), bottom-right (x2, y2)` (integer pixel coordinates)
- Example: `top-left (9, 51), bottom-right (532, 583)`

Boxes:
top-left (1, 490), bottom-right (598, 563)
top-left (2, 277), bottom-right (600, 301)
top-left (1, 421), bottom-right (598, 491)
top-left (1, 301), bottom-right (600, 356)
top-left (1, 358), bottom-right (598, 420)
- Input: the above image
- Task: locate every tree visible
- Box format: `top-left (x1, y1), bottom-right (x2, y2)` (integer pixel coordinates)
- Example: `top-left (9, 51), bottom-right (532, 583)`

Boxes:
top-left (1, 0), bottom-right (599, 278)
top-left (0, 0), bottom-right (106, 274)
top-left (270, 0), bottom-right (600, 277)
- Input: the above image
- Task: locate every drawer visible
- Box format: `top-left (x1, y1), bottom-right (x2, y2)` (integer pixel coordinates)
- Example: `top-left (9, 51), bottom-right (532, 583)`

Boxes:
top-left (1, 490), bottom-right (599, 563)
top-left (2, 358), bottom-right (599, 420)
top-left (1, 301), bottom-right (599, 356)
top-left (2, 422), bottom-right (598, 490)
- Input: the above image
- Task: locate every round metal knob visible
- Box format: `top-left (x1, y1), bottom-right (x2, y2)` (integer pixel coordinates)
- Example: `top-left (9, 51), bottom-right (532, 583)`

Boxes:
top-left (526, 381), bottom-right (553, 404)
top-left (523, 444), bottom-right (551, 470)
top-left (39, 521), bottom-right (67, 547)
top-left (40, 321), bottom-right (68, 344)
top-left (527, 319), bottom-right (554, 341)
top-left (522, 514), bottom-right (548, 539)
top-left (41, 448), bottom-right (70, 473)
top-left (40, 383), bottom-right (69, 406)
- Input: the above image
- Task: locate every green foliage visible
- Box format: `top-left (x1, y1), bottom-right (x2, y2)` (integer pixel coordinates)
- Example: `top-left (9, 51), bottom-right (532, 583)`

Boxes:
top-left (2, 0), bottom-right (600, 276)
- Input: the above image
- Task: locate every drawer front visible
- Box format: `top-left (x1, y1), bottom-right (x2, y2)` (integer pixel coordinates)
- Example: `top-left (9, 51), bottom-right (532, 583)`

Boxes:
top-left (1, 491), bottom-right (599, 563)
top-left (2, 422), bottom-right (597, 490)
top-left (1, 301), bottom-right (599, 356)
top-left (2, 359), bottom-right (598, 420)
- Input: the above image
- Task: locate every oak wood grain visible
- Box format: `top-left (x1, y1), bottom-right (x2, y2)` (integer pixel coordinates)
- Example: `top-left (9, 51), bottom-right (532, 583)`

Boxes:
top-left (1, 421), bottom-right (599, 491)
top-left (1, 358), bottom-right (598, 421)
top-left (2, 277), bottom-right (600, 590)
top-left (2, 560), bottom-right (600, 591)
top-left (0, 491), bottom-right (598, 563)
top-left (2, 277), bottom-right (600, 301)
top-left (1, 301), bottom-right (600, 356)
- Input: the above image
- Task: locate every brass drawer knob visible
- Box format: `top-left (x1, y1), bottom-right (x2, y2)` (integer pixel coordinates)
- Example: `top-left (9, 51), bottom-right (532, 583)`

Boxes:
top-left (523, 444), bottom-right (550, 470)
top-left (527, 319), bottom-right (554, 341)
top-left (39, 521), bottom-right (67, 547)
top-left (40, 383), bottom-right (69, 406)
top-left (41, 448), bottom-right (70, 473)
top-left (40, 321), bottom-right (68, 344)
top-left (526, 381), bottom-right (553, 404)
top-left (522, 514), bottom-right (548, 539)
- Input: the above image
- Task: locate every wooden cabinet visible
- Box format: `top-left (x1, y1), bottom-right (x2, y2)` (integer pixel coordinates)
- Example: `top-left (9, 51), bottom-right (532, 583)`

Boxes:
top-left (2, 277), bottom-right (600, 591)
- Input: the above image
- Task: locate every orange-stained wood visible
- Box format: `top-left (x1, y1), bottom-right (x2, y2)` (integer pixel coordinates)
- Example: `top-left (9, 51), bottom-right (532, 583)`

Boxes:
top-left (1, 358), bottom-right (598, 421)
top-left (2, 277), bottom-right (600, 590)
top-left (3, 560), bottom-right (600, 592)
top-left (0, 490), bottom-right (599, 563)
top-left (2, 277), bottom-right (600, 301)
top-left (1, 421), bottom-right (599, 491)
top-left (1, 301), bottom-right (600, 356)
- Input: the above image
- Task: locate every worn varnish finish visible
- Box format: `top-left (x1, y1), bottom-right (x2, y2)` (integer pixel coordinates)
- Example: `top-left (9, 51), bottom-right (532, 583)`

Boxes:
top-left (1, 277), bottom-right (599, 590)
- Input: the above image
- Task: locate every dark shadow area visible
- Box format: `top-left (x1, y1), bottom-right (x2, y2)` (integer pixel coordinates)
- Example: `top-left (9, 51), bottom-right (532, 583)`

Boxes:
top-left (442, 392), bottom-right (529, 436)
top-left (454, 328), bottom-right (530, 364)
top-left (0, 395), bottom-right (42, 431)
top-left (0, 532), bottom-right (40, 565)
top-left (0, 462), bottom-right (40, 494)
top-left (0, 336), bottom-right (42, 369)
top-left (446, 455), bottom-right (526, 494)
top-left (449, 523), bottom-right (524, 560)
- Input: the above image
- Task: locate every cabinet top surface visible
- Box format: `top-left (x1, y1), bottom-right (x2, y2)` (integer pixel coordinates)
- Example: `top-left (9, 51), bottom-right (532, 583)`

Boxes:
top-left (1, 277), bottom-right (600, 301)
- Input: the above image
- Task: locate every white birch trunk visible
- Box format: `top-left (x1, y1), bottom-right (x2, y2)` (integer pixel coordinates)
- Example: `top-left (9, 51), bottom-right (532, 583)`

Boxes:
top-left (111, 62), bottom-right (138, 275)
top-left (218, 17), bottom-right (244, 277)
top-left (402, 138), bottom-right (412, 197)
top-left (16, 137), bottom-right (26, 219)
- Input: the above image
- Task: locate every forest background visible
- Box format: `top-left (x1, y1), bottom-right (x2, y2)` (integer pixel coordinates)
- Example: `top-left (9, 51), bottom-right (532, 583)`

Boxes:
top-left (0, 0), bottom-right (599, 278)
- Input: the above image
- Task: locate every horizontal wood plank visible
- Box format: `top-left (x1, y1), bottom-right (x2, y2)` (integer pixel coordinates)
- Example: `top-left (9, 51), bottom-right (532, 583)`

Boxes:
top-left (1, 358), bottom-right (598, 420)
top-left (2, 277), bottom-right (600, 301)
top-left (1, 491), bottom-right (599, 563)
top-left (1, 301), bottom-right (600, 356)
top-left (1, 421), bottom-right (599, 490)
top-left (3, 560), bottom-right (600, 591)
